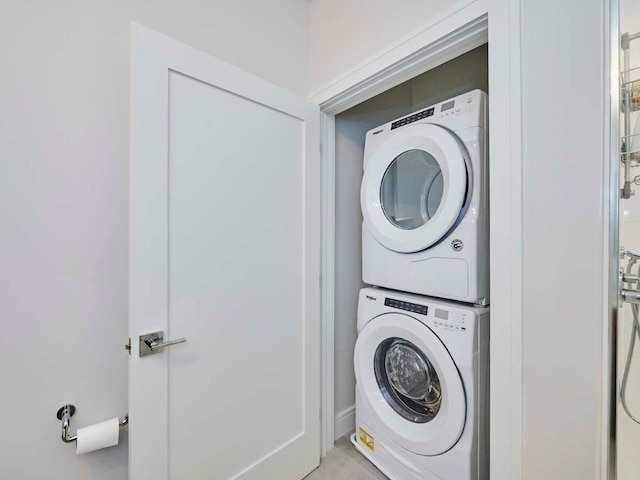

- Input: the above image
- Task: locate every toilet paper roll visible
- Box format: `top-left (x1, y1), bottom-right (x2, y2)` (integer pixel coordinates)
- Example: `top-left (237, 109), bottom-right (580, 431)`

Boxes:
top-left (76, 417), bottom-right (120, 455)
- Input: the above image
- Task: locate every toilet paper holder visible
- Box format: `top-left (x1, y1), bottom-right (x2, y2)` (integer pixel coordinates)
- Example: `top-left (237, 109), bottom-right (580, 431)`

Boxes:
top-left (56, 404), bottom-right (129, 444)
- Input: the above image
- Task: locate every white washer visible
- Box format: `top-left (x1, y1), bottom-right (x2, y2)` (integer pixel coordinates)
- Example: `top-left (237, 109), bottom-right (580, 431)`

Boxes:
top-left (352, 287), bottom-right (489, 480)
top-left (361, 90), bottom-right (488, 305)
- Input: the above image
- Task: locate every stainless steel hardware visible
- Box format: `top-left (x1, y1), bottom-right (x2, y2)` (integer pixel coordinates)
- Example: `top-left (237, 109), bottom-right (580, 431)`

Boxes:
top-left (621, 252), bottom-right (640, 306)
top-left (139, 331), bottom-right (187, 357)
top-left (56, 404), bottom-right (128, 444)
top-left (621, 33), bottom-right (640, 198)
top-left (619, 249), bottom-right (640, 306)
top-left (622, 289), bottom-right (640, 304)
top-left (619, 244), bottom-right (640, 425)
top-left (125, 338), bottom-right (131, 355)
top-left (624, 249), bottom-right (640, 259)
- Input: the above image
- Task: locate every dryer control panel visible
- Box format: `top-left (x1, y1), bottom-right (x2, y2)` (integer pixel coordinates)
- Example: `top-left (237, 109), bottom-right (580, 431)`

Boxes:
top-left (390, 107), bottom-right (434, 130)
top-left (438, 92), bottom-right (474, 119)
top-left (363, 89), bottom-right (487, 166)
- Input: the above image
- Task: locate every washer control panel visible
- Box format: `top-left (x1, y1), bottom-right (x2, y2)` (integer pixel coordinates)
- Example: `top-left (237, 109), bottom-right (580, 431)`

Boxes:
top-left (433, 309), bottom-right (468, 332)
top-left (384, 297), bottom-right (428, 315)
top-left (383, 296), bottom-right (469, 332)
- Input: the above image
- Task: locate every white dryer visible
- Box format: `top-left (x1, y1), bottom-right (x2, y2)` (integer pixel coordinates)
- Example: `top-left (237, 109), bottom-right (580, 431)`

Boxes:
top-left (352, 287), bottom-right (489, 480)
top-left (361, 90), bottom-right (488, 305)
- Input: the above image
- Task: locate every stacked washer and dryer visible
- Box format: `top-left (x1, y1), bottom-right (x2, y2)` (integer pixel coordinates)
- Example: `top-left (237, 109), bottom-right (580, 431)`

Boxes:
top-left (352, 90), bottom-right (490, 480)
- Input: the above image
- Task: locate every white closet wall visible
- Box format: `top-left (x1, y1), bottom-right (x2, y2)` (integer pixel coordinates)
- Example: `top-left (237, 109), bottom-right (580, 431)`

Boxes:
top-left (518, 0), bottom-right (608, 477)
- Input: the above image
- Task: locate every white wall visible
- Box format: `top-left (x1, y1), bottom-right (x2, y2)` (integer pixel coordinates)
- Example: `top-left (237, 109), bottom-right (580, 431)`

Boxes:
top-left (618, 0), bottom-right (640, 477)
top-left (0, 1), bottom-right (308, 478)
top-left (308, 0), bottom-right (473, 94)
top-left (518, 0), bottom-right (606, 478)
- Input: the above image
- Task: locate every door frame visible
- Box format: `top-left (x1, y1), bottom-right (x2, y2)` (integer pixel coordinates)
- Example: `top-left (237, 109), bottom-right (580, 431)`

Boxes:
top-left (603, 0), bottom-right (619, 479)
top-left (312, 2), bottom-right (526, 480)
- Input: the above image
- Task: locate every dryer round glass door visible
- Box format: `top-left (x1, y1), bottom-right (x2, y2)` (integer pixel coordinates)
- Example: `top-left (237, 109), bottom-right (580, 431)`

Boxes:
top-left (354, 313), bottom-right (466, 456)
top-left (361, 123), bottom-right (471, 253)
top-left (380, 149), bottom-right (444, 230)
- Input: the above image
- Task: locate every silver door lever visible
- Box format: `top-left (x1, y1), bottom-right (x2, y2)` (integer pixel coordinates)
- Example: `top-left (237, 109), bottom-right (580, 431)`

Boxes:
top-left (139, 331), bottom-right (187, 357)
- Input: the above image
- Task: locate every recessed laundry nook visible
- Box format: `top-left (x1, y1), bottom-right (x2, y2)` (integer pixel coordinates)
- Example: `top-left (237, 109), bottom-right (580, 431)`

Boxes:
top-left (327, 43), bottom-right (488, 480)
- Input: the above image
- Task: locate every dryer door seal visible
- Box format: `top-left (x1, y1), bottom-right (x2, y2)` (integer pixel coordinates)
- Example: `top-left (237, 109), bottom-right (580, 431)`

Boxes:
top-left (354, 313), bottom-right (466, 456)
top-left (361, 123), bottom-right (470, 253)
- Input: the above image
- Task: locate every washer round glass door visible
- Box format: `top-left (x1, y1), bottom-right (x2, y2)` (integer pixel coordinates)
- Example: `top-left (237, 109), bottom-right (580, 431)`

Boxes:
top-left (354, 313), bottom-right (466, 455)
top-left (361, 123), bottom-right (470, 253)
top-left (375, 338), bottom-right (442, 423)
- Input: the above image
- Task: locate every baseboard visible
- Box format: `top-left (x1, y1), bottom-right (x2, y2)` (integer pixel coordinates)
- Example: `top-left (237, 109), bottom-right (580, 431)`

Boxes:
top-left (334, 405), bottom-right (355, 441)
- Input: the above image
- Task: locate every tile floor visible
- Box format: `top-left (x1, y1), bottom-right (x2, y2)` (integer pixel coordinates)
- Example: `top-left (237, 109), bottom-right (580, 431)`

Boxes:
top-left (304, 435), bottom-right (389, 480)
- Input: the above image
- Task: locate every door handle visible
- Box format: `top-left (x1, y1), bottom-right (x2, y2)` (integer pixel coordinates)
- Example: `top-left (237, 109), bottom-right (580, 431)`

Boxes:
top-left (139, 331), bottom-right (187, 357)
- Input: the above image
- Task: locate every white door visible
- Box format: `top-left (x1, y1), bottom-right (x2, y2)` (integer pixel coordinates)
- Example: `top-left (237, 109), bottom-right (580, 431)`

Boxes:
top-left (129, 24), bottom-right (320, 480)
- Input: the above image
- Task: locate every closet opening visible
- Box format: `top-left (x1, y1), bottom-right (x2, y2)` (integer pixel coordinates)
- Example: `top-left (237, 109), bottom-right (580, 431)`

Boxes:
top-left (330, 43), bottom-right (489, 449)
